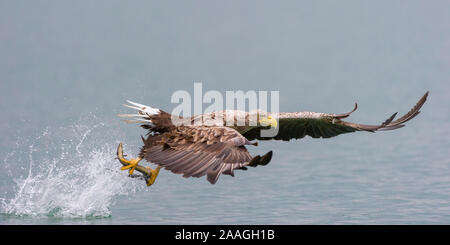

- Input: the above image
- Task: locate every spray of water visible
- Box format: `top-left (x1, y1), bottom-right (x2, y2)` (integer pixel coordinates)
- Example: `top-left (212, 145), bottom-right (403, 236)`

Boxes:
top-left (0, 116), bottom-right (146, 218)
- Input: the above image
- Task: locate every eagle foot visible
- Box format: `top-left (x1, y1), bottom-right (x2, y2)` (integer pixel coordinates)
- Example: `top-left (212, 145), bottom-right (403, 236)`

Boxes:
top-left (117, 143), bottom-right (142, 175)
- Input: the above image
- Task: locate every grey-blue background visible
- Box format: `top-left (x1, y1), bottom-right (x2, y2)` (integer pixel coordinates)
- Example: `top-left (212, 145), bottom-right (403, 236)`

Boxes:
top-left (0, 0), bottom-right (449, 224)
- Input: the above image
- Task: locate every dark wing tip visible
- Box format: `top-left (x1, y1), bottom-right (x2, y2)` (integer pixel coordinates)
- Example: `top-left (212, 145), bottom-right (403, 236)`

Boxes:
top-left (348, 91), bottom-right (428, 132)
top-left (247, 151), bottom-right (273, 167)
top-left (247, 155), bottom-right (262, 167)
top-left (382, 112), bottom-right (398, 126)
top-left (382, 91), bottom-right (429, 129)
top-left (259, 151), bottom-right (273, 166)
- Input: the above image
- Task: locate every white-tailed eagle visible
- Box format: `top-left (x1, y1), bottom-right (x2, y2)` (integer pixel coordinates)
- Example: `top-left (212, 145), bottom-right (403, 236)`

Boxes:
top-left (116, 91), bottom-right (428, 186)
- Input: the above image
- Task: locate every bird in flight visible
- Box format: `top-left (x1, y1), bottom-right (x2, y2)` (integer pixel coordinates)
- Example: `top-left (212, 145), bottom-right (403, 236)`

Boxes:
top-left (116, 91), bottom-right (428, 186)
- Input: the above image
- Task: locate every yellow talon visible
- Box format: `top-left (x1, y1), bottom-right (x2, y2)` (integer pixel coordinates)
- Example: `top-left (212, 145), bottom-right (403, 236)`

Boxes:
top-left (117, 143), bottom-right (160, 187)
top-left (119, 157), bottom-right (142, 175)
top-left (117, 143), bottom-right (142, 175)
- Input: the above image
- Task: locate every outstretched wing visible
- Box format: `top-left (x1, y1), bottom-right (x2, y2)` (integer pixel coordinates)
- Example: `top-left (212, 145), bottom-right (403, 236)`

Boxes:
top-left (139, 126), bottom-right (272, 184)
top-left (243, 91), bottom-right (429, 141)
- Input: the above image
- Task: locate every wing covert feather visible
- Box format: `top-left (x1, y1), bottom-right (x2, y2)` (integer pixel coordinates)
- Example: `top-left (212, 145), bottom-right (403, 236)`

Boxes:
top-left (139, 126), bottom-right (271, 184)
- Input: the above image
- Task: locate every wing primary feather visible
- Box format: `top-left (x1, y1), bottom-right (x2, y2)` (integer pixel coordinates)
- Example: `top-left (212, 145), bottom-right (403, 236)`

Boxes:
top-left (382, 112), bottom-right (398, 126)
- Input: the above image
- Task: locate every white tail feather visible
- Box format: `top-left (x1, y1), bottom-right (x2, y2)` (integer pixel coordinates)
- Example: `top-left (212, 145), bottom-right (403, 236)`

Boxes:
top-left (122, 104), bottom-right (142, 111)
top-left (126, 100), bottom-right (148, 108)
top-left (122, 118), bottom-right (153, 123)
top-left (124, 100), bottom-right (160, 116)
top-left (117, 114), bottom-right (149, 118)
top-left (119, 100), bottom-right (160, 126)
top-left (122, 119), bottom-right (152, 124)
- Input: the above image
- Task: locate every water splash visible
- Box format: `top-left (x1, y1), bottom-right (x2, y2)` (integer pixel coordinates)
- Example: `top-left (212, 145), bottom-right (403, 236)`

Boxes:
top-left (0, 116), bottom-right (146, 218)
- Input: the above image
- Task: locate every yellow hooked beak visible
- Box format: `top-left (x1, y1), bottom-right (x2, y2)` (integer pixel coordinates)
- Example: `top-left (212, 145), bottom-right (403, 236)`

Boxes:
top-left (259, 115), bottom-right (278, 128)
